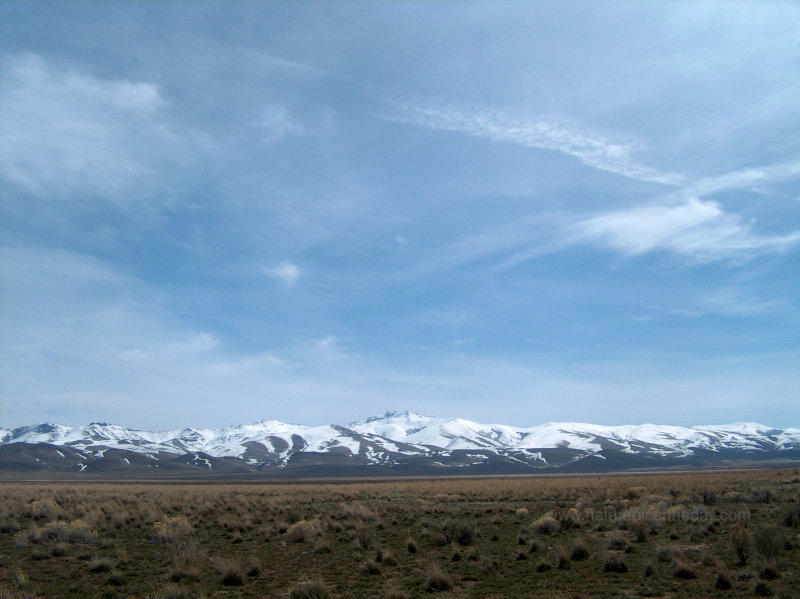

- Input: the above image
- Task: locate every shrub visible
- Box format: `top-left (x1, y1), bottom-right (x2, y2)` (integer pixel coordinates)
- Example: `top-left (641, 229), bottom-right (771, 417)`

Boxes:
top-left (530, 539), bottom-right (545, 554)
top-left (28, 499), bottom-right (63, 521)
top-left (753, 581), bottom-right (772, 597)
top-left (753, 525), bottom-right (785, 560)
top-left (289, 579), bottom-right (332, 599)
top-left (673, 562), bottom-right (697, 580)
top-left (715, 571), bottom-right (733, 590)
top-left (603, 554), bottom-right (628, 573)
top-left (88, 558), bottom-right (114, 573)
top-left (148, 583), bottom-right (189, 599)
top-left (535, 561), bottom-right (551, 572)
top-left (35, 520), bottom-right (96, 544)
top-left (313, 539), bottom-right (332, 554)
top-left (571, 542), bottom-right (589, 561)
top-left (363, 558), bottom-right (382, 575)
top-left (550, 507), bottom-right (579, 530)
top-left (624, 515), bottom-right (650, 542)
top-left (731, 525), bottom-right (751, 565)
top-left (442, 519), bottom-right (475, 546)
top-left (479, 556), bottom-right (498, 573)
top-left (169, 539), bottom-right (204, 582)
top-left (0, 518), bottom-right (20, 533)
top-left (406, 538), bottom-right (418, 554)
top-left (340, 502), bottom-right (377, 522)
top-left (625, 486), bottom-right (647, 500)
top-left (356, 525), bottom-right (376, 550)
top-left (424, 565), bottom-right (453, 592)
top-left (152, 517), bottom-right (192, 545)
top-left (376, 547), bottom-right (396, 566)
top-left (530, 516), bottom-right (560, 535)
top-left (781, 505), bottom-right (800, 528)
top-left (214, 558), bottom-right (244, 587)
top-left (607, 536), bottom-right (629, 552)
top-left (759, 566), bottom-right (779, 580)
top-left (246, 559), bottom-right (261, 577)
top-left (656, 546), bottom-right (675, 563)
top-left (285, 519), bottom-right (322, 543)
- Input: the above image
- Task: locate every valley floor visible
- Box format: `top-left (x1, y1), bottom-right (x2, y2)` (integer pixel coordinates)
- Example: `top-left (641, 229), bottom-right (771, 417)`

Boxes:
top-left (1, 469), bottom-right (799, 598)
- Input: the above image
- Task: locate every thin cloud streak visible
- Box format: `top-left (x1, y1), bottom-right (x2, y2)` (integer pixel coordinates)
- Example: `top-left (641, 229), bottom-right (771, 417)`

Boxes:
top-left (687, 159), bottom-right (800, 198)
top-left (382, 97), bottom-right (684, 185)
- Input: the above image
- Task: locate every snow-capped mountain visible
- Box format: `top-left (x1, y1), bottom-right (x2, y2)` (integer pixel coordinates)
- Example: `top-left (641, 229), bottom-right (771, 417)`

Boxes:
top-left (2, 411), bottom-right (799, 477)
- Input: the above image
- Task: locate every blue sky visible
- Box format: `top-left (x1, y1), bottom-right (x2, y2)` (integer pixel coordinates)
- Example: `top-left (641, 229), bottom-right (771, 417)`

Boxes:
top-left (1, 2), bottom-right (799, 430)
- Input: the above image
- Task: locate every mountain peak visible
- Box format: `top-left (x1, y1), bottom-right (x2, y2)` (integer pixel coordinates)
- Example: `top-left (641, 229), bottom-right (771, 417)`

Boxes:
top-left (358, 410), bottom-right (429, 424)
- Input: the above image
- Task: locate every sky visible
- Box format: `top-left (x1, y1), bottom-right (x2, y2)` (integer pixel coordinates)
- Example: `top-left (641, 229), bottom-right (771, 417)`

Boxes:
top-left (1, 2), bottom-right (799, 431)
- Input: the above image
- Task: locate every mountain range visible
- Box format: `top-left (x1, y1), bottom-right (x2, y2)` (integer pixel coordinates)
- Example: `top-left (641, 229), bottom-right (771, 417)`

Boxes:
top-left (2, 411), bottom-right (799, 478)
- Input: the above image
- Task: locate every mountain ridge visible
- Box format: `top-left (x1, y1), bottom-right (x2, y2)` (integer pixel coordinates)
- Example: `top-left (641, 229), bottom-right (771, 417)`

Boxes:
top-left (2, 412), bottom-right (799, 477)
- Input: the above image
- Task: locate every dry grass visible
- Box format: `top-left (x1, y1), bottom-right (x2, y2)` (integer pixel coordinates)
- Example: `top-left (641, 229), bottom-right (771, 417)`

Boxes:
top-left (424, 564), bottom-right (453, 591)
top-left (0, 469), bottom-right (798, 598)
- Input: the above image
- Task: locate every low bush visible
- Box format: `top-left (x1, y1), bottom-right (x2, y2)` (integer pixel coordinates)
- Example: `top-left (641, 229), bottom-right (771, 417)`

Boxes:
top-left (152, 517), bottom-right (192, 545)
top-left (672, 562), bottom-right (697, 580)
top-left (715, 571), bottom-right (733, 590)
top-left (442, 519), bottom-right (475, 546)
top-left (289, 579), bottom-right (332, 599)
top-left (406, 538), bottom-right (417, 553)
top-left (424, 564), bottom-right (453, 592)
top-left (731, 525), bottom-right (751, 565)
top-left (753, 525), bottom-right (785, 560)
top-left (88, 558), bottom-right (114, 573)
top-left (530, 516), bottom-right (560, 535)
top-left (214, 558), bottom-right (244, 587)
top-left (571, 542), bottom-right (589, 561)
top-left (285, 519), bottom-right (323, 543)
top-left (603, 554), bottom-right (628, 573)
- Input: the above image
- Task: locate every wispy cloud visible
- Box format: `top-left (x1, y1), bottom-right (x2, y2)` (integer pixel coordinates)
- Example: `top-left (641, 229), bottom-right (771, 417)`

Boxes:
top-left (688, 160), bottom-right (800, 198)
top-left (0, 53), bottom-right (185, 201)
top-left (120, 333), bottom-right (219, 362)
top-left (382, 97), bottom-right (684, 185)
top-left (573, 197), bottom-right (800, 262)
top-left (255, 104), bottom-right (304, 142)
top-left (697, 288), bottom-right (792, 318)
top-left (163, 333), bottom-right (219, 357)
top-left (264, 261), bottom-right (301, 287)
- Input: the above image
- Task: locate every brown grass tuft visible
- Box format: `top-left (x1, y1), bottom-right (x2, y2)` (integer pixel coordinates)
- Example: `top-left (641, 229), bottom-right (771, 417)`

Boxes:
top-left (530, 515), bottom-right (560, 535)
top-left (424, 564), bottom-right (454, 592)
top-left (289, 579), bottom-right (333, 599)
